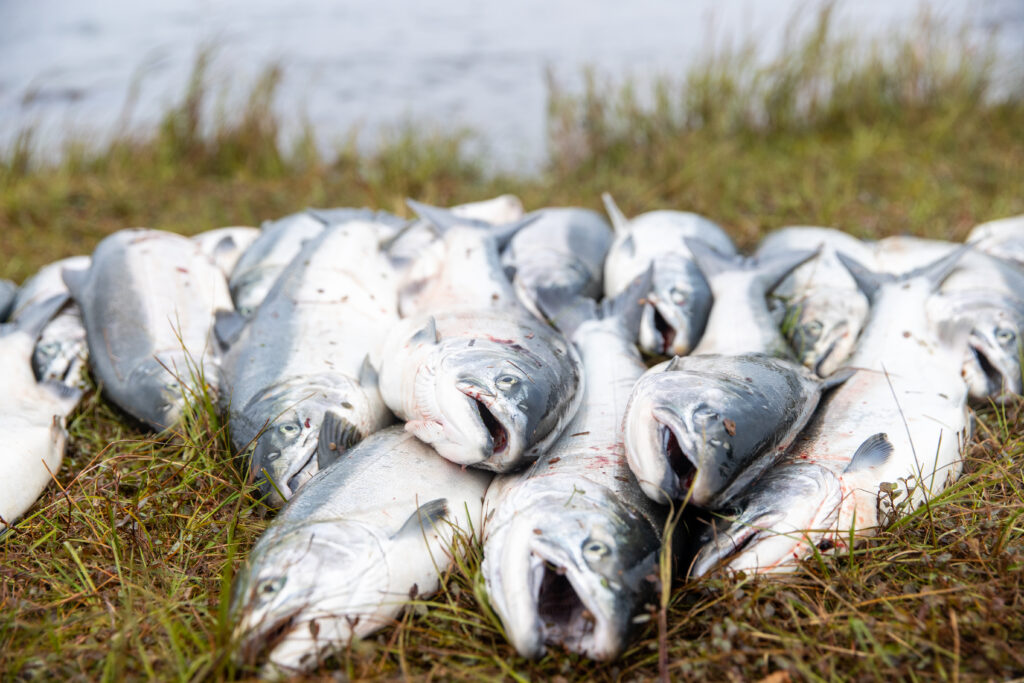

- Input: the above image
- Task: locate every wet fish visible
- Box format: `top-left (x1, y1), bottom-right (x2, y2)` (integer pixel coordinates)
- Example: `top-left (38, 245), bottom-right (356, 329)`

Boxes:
top-left (191, 226), bottom-right (260, 278)
top-left (63, 229), bottom-right (232, 430)
top-left (691, 250), bottom-right (970, 575)
top-left (0, 294), bottom-right (83, 532)
top-left (220, 221), bottom-right (398, 504)
top-left (9, 256), bottom-right (92, 390)
top-left (482, 272), bottom-right (665, 660)
top-left (755, 227), bottom-right (873, 376)
top-left (377, 200), bottom-right (583, 472)
top-left (500, 207), bottom-right (613, 319)
top-left (0, 279), bottom-right (16, 322)
top-left (623, 353), bottom-right (846, 507)
top-left (231, 426), bottom-right (491, 676)
top-left (686, 239), bottom-right (818, 358)
top-left (602, 194), bottom-right (736, 356)
top-left (967, 214), bottom-right (1024, 266)
top-left (228, 212), bottom-right (326, 317)
top-left (927, 250), bottom-right (1024, 400)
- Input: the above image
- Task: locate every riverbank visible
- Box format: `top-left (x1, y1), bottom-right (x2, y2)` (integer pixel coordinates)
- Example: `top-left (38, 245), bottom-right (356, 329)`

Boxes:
top-left (2, 13), bottom-right (1023, 680)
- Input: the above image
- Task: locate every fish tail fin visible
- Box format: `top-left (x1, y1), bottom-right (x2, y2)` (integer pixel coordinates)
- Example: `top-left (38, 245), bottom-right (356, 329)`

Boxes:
top-left (903, 244), bottom-right (971, 292)
top-left (601, 192), bottom-right (630, 233)
top-left (2, 293), bottom-right (69, 341)
top-left (601, 265), bottom-right (654, 340)
top-left (836, 251), bottom-right (895, 301)
top-left (684, 237), bottom-right (743, 279)
top-left (405, 198), bottom-right (539, 250)
top-left (753, 248), bottom-right (821, 293)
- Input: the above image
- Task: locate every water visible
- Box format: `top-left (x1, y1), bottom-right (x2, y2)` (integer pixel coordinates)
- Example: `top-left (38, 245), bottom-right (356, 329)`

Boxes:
top-left (0, 0), bottom-right (1020, 170)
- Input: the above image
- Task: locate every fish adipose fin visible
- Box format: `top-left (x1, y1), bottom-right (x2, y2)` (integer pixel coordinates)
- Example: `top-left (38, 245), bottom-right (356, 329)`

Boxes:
top-left (394, 498), bottom-right (450, 539)
top-left (601, 192), bottom-right (630, 234)
top-left (316, 411), bottom-right (360, 470)
top-left (844, 433), bottom-right (894, 473)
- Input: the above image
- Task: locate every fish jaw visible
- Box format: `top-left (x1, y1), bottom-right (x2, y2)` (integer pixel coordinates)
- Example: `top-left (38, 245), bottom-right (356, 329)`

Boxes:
top-left (232, 522), bottom-right (388, 674)
top-left (961, 328), bottom-right (1023, 400)
top-left (789, 296), bottom-right (864, 377)
top-left (623, 386), bottom-right (679, 504)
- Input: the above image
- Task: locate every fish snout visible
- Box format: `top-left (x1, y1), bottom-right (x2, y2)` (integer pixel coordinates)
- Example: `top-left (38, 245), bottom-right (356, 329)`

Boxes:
top-left (650, 406), bottom-right (699, 502)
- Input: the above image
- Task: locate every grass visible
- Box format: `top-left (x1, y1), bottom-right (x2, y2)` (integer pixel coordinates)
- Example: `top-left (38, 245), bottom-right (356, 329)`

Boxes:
top-left (3, 8), bottom-right (1024, 681)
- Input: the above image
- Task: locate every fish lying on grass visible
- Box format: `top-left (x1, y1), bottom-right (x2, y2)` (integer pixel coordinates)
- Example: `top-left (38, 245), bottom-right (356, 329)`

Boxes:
top-left (220, 220), bottom-right (398, 504)
top-left (686, 239), bottom-right (818, 358)
top-left (231, 426), bottom-right (491, 677)
top-left (228, 211), bottom-right (326, 317)
top-left (755, 227), bottom-right (874, 375)
top-left (691, 249), bottom-right (971, 575)
top-left (9, 256), bottom-right (92, 390)
top-left (623, 353), bottom-right (847, 507)
top-left (967, 214), bottom-right (1024, 266)
top-left (927, 250), bottom-right (1024, 400)
top-left (0, 294), bottom-right (83, 532)
top-left (62, 229), bottom-right (232, 431)
top-left (377, 201), bottom-right (583, 472)
top-left (0, 279), bottom-right (17, 321)
top-left (482, 271), bottom-right (665, 660)
top-left (602, 194), bottom-right (736, 357)
top-left (500, 207), bottom-right (613, 319)
top-left (191, 226), bottom-right (260, 278)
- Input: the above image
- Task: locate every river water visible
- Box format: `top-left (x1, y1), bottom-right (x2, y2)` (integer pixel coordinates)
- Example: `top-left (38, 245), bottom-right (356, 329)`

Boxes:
top-left (0, 0), bottom-right (1020, 169)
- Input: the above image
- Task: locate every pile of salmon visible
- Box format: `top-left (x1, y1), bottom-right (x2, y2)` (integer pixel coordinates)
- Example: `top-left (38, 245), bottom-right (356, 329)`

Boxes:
top-left (2, 194), bottom-right (1022, 674)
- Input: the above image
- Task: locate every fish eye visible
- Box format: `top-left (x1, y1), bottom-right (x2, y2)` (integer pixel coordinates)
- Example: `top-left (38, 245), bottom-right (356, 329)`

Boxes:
top-left (996, 327), bottom-right (1016, 345)
top-left (496, 374), bottom-right (519, 391)
top-left (164, 380), bottom-right (180, 391)
top-left (256, 577), bottom-right (285, 598)
top-left (583, 539), bottom-right (611, 563)
top-left (669, 286), bottom-right (688, 305)
top-left (278, 423), bottom-right (300, 435)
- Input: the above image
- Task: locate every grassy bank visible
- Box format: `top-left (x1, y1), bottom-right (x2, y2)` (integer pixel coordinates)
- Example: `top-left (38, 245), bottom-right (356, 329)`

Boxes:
top-left (3, 10), bottom-right (1024, 681)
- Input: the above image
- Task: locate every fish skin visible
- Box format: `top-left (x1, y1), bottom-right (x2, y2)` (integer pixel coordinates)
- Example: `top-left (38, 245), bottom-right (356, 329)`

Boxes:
top-left (500, 207), bottom-right (613, 320)
top-left (602, 194), bottom-right (735, 357)
top-left (482, 274), bottom-right (665, 660)
top-left (623, 353), bottom-right (835, 507)
top-left (191, 226), bottom-right (260, 278)
top-left (0, 279), bottom-right (17, 322)
top-left (755, 227), bottom-right (874, 376)
top-left (870, 235), bottom-right (957, 274)
top-left (691, 250), bottom-right (970, 576)
top-left (230, 426), bottom-right (491, 676)
top-left (9, 256), bottom-right (92, 390)
top-left (63, 229), bottom-right (232, 431)
top-left (222, 221), bottom-right (398, 505)
top-left (967, 214), bottom-right (1024, 266)
top-left (926, 250), bottom-right (1024, 401)
top-left (687, 239), bottom-right (819, 359)
top-left (228, 212), bottom-right (326, 317)
top-left (377, 206), bottom-right (583, 473)
top-left (0, 294), bottom-right (83, 532)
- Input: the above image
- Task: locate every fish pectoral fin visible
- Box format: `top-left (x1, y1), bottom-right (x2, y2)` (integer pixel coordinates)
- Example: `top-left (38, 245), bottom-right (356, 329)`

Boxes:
top-left (844, 433), bottom-right (894, 473)
top-left (410, 317), bottom-right (440, 346)
top-left (820, 367), bottom-right (856, 392)
top-left (316, 411), bottom-right (359, 470)
top-left (394, 498), bottom-right (449, 539)
top-left (213, 310), bottom-right (246, 350)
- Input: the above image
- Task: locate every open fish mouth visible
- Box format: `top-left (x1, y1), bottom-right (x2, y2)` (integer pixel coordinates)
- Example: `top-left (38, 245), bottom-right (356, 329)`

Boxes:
top-left (236, 606), bottom-right (303, 667)
top-left (527, 546), bottom-right (606, 657)
top-left (641, 302), bottom-right (680, 356)
top-left (651, 408), bottom-right (698, 500)
top-left (459, 386), bottom-right (510, 456)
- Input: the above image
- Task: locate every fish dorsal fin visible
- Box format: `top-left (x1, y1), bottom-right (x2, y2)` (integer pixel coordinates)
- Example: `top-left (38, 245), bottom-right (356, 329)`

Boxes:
top-left (844, 433), bottom-right (894, 473)
top-left (820, 366), bottom-right (856, 392)
top-left (903, 244), bottom-right (972, 292)
top-left (213, 309), bottom-right (247, 350)
top-left (602, 265), bottom-right (654, 340)
top-left (61, 266), bottom-right (90, 302)
top-left (316, 411), bottom-right (360, 471)
top-left (410, 316), bottom-right (440, 345)
top-left (601, 192), bottom-right (630, 234)
top-left (836, 251), bottom-right (895, 301)
top-left (684, 237), bottom-right (743, 279)
top-left (358, 355), bottom-right (379, 388)
top-left (212, 234), bottom-right (238, 256)
top-left (394, 498), bottom-right (449, 539)
top-left (535, 290), bottom-right (598, 338)
top-left (755, 248), bottom-right (820, 293)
